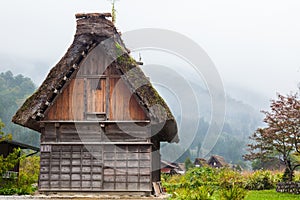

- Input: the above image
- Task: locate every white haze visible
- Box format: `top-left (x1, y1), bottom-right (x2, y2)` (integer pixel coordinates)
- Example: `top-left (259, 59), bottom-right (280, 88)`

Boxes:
top-left (0, 0), bottom-right (299, 107)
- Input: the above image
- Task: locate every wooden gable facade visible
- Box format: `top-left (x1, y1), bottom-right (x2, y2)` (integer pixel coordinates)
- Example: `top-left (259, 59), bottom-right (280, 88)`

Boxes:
top-left (12, 13), bottom-right (178, 195)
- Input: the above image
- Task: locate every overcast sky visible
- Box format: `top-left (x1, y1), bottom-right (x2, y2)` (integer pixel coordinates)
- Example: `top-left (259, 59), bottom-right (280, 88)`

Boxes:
top-left (0, 0), bottom-right (299, 103)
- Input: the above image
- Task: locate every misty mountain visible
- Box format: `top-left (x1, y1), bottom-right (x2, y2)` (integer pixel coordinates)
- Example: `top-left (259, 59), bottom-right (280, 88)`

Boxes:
top-left (150, 73), bottom-right (263, 165)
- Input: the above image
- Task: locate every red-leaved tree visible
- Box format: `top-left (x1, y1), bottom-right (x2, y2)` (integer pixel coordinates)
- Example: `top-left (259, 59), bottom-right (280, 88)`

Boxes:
top-left (244, 93), bottom-right (300, 181)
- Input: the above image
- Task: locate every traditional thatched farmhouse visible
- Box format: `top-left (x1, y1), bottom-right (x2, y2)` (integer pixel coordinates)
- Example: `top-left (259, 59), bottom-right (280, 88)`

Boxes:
top-left (13, 13), bottom-right (178, 194)
top-left (207, 155), bottom-right (228, 168)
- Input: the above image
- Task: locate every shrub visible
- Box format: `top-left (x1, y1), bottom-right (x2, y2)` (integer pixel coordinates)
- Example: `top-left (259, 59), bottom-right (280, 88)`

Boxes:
top-left (294, 171), bottom-right (300, 182)
top-left (243, 170), bottom-right (276, 190)
top-left (217, 168), bottom-right (244, 189)
top-left (164, 167), bottom-right (247, 200)
top-left (173, 186), bottom-right (215, 200)
top-left (217, 168), bottom-right (247, 200)
top-left (220, 184), bottom-right (247, 200)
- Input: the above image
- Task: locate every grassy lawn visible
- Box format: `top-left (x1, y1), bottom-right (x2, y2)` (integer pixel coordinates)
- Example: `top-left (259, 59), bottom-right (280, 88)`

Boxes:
top-left (245, 190), bottom-right (300, 200)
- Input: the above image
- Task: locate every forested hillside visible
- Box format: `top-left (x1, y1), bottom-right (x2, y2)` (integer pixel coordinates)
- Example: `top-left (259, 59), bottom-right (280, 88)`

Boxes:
top-left (159, 80), bottom-right (263, 167)
top-left (0, 71), bottom-right (39, 147)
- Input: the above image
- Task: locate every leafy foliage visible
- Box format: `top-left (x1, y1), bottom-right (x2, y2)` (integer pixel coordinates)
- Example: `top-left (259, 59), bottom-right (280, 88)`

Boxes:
top-left (184, 157), bottom-right (194, 171)
top-left (220, 185), bottom-right (247, 200)
top-left (18, 155), bottom-right (40, 187)
top-left (0, 119), bottom-right (20, 179)
top-left (163, 167), bottom-right (247, 200)
top-left (244, 93), bottom-right (300, 181)
top-left (0, 148), bottom-right (20, 179)
top-left (243, 170), bottom-right (279, 190)
top-left (162, 167), bottom-right (299, 199)
top-left (0, 120), bottom-right (39, 195)
top-left (0, 155), bottom-right (40, 195)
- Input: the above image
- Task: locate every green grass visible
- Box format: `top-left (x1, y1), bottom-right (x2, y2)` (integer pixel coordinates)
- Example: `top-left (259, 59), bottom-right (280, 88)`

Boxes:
top-left (245, 190), bottom-right (300, 200)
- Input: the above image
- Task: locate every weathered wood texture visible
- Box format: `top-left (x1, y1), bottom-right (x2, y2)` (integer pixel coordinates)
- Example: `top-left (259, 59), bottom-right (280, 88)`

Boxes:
top-left (45, 45), bottom-right (147, 121)
top-left (41, 123), bottom-right (150, 143)
top-left (39, 143), bottom-right (152, 192)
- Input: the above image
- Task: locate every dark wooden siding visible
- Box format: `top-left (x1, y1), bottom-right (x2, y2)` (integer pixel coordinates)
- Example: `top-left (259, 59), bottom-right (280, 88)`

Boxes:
top-left (39, 143), bottom-right (152, 192)
top-left (41, 123), bottom-right (150, 143)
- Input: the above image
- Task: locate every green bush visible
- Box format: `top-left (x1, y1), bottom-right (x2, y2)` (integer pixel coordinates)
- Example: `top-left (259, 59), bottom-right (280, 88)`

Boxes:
top-left (164, 167), bottom-right (247, 200)
top-left (0, 155), bottom-right (39, 195)
top-left (173, 186), bottom-right (215, 200)
top-left (217, 168), bottom-right (244, 189)
top-left (243, 170), bottom-right (276, 190)
top-left (220, 185), bottom-right (247, 200)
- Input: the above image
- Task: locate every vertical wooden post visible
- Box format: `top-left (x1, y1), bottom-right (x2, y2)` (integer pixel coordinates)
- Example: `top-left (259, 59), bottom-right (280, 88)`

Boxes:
top-left (113, 145), bottom-right (116, 189)
top-left (125, 145), bottom-right (128, 190)
top-left (105, 77), bottom-right (110, 120)
top-left (80, 146), bottom-right (83, 190)
top-left (69, 145), bottom-right (73, 189)
top-left (90, 146), bottom-right (94, 190)
top-left (151, 139), bottom-right (161, 182)
top-left (55, 123), bottom-right (60, 142)
top-left (138, 145), bottom-right (141, 190)
top-left (101, 144), bottom-right (104, 189)
top-left (84, 78), bottom-right (87, 119)
top-left (59, 146), bottom-right (62, 189)
top-left (49, 146), bottom-right (52, 189)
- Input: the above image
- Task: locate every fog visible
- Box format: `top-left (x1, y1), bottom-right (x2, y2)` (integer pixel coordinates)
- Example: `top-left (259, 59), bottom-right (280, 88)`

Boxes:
top-left (0, 0), bottom-right (299, 104)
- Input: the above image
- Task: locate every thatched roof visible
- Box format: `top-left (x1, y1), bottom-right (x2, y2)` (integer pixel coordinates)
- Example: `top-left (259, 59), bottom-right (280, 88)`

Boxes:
top-left (12, 13), bottom-right (178, 143)
top-left (207, 155), bottom-right (228, 167)
top-left (194, 158), bottom-right (208, 167)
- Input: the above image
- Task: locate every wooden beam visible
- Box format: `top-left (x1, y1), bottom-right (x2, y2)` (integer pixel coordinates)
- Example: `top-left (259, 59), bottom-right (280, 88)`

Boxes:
top-left (83, 78), bottom-right (87, 120)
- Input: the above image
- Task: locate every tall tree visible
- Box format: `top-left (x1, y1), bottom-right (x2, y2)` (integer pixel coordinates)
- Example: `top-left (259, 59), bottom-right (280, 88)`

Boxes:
top-left (0, 70), bottom-right (38, 146)
top-left (244, 93), bottom-right (300, 181)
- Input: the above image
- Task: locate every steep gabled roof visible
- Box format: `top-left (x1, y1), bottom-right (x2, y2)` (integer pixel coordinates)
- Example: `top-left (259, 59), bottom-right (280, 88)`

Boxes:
top-left (12, 13), bottom-right (178, 143)
top-left (194, 158), bottom-right (208, 167)
top-left (207, 155), bottom-right (228, 167)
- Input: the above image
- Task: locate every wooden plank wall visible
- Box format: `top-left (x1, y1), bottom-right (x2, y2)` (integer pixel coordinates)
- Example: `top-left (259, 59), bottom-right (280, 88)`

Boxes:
top-left (40, 144), bottom-right (103, 190)
top-left (109, 77), bottom-right (146, 120)
top-left (86, 79), bottom-right (106, 113)
top-left (45, 62), bottom-right (147, 121)
top-left (39, 143), bottom-right (152, 191)
top-left (41, 123), bottom-right (150, 143)
top-left (46, 79), bottom-right (85, 120)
